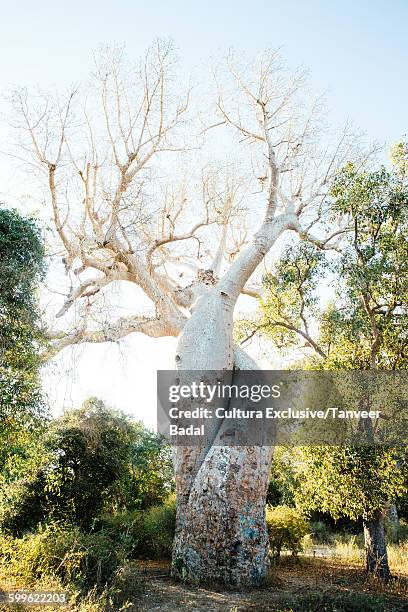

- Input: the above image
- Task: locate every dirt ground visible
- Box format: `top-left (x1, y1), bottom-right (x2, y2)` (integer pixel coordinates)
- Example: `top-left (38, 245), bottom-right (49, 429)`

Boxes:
top-left (1, 557), bottom-right (407, 611)
top-left (125, 557), bottom-right (408, 611)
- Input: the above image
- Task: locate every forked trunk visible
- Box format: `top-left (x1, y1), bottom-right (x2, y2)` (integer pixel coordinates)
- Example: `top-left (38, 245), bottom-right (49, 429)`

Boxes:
top-left (169, 215), bottom-right (293, 585)
top-left (171, 291), bottom-right (274, 585)
top-left (363, 510), bottom-right (391, 581)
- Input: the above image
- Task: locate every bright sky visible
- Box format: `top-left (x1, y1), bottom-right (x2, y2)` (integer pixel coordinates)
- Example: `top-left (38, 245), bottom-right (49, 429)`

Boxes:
top-left (1, 0), bottom-right (407, 426)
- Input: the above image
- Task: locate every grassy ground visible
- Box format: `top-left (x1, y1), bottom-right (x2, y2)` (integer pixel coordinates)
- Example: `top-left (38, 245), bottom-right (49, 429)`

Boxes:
top-left (1, 555), bottom-right (407, 611)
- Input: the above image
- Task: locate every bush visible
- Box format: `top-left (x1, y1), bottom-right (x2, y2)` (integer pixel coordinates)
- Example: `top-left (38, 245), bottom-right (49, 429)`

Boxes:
top-left (0, 473), bottom-right (47, 535)
top-left (0, 399), bottom-right (175, 537)
top-left (266, 505), bottom-right (309, 559)
top-left (95, 494), bottom-right (176, 560)
top-left (142, 496), bottom-right (176, 558)
top-left (310, 520), bottom-right (333, 544)
top-left (95, 509), bottom-right (144, 558)
top-left (385, 518), bottom-right (408, 544)
top-left (0, 523), bottom-right (126, 590)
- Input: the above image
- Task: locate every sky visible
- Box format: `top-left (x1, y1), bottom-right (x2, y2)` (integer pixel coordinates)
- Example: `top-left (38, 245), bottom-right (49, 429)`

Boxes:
top-left (1, 0), bottom-right (407, 426)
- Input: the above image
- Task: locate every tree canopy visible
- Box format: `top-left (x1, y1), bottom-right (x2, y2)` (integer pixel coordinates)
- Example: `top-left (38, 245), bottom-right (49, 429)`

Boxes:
top-left (0, 207), bottom-right (47, 483)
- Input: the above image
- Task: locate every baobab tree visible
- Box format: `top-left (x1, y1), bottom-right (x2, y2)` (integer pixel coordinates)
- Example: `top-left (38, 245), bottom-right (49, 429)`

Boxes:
top-left (9, 41), bottom-right (368, 585)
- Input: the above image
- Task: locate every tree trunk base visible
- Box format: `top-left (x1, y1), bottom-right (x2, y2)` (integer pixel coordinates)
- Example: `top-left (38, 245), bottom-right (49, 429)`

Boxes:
top-left (172, 446), bottom-right (272, 587)
top-left (171, 543), bottom-right (269, 587)
top-left (364, 510), bottom-right (391, 582)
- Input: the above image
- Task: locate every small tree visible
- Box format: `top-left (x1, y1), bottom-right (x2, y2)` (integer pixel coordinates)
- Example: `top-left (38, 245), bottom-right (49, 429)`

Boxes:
top-left (0, 397), bottom-right (174, 534)
top-left (266, 505), bottom-right (309, 560)
top-left (0, 207), bottom-right (47, 483)
top-left (245, 148), bottom-right (408, 580)
top-left (42, 398), bottom-right (135, 527)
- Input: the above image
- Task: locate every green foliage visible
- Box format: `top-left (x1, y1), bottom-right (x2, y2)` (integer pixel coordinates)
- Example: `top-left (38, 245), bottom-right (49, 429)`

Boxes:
top-left (0, 398), bottom-right (174, 535)
top-left (327, 161), bottom-right (408, 369)
top-left (96, 494), bottom-right (176, 559)
top-left (390, 139), bottom-right (408, 178)
top-left (266, 505), bottom-right (309, 559)
top-left (141, 495), bottom-right (176, 558)
top-left (0, 399), bottom-right (134, 532)
top-left (268, 447), bottom-right (297, 507)
top-left (43, 398), bottom-right (135, 528)
top-left (254, 146), bottom-right (408, 371)
top-left (235, 243), bottom-right (325, 351)
top-left (0, 523), bottom-right (125, 590)
top-left (0, 207), bottom-right (45, 313)
top-left (254, 151), bottom-right (408, 564)
top-left (115, 427), bottom-right (174, 511)
top-left (261, 243), bottom-right (325, 348)
top-left (0, 471), bottom-right (48, 534)
top-left (0, 207), bottom-right (47, 499)
top-left (292, 446), bottom-right (407, 522)
top-left (0, 207), bottom-right (46, 409)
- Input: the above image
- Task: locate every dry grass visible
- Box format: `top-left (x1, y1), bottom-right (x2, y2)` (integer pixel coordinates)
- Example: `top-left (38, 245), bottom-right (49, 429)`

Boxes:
top-left (327, 537), bottom-right (408, 577)
top-left (1, 547), bottom-right (407, 611)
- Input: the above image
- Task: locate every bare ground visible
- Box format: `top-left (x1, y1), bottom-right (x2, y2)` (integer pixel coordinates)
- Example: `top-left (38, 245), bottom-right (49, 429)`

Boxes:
top-left (119, 557), bottom-right (408, 611)
top-left (1, 557), bottom-right (407, 611)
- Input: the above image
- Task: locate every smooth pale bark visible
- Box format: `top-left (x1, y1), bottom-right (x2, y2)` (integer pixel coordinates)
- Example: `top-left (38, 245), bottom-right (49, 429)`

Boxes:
top-left (172, 339), bottom-right (274, 585)
top-left (171, 215), bottom-right (295, 585)
top-left (363, 510), bottom-right (391, 581)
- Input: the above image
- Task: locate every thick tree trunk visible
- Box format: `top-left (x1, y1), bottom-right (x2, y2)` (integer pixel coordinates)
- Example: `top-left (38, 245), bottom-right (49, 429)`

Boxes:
top-left (169, 214), bottom-right (294, 585)
top-left (363, 510), bottom-right (391, 581)
top-left (172, 445), bottom-right (272, 585)
top-left (171, 290), bottom-right (274, 585)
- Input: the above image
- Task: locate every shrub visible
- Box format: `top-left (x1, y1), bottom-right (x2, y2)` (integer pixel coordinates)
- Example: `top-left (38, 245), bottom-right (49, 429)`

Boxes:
top-left (95, 509), bottom-right (145, 559)
top-left (95, 494), bottom-right (176, 560)
top-left (266, 505), bottom-right (309, 559)
top-left (0, 473), bottom-right (47, 535)
top-left (0, 400), bottom-right (175, 537)
top-left (142, 495), bottom-right (176, 558)
top-left (310, 520), bottom-right (333, 544)
top-left (42, 399), bottom-right (135, 529)
top-left (385, 518), bottom-right (408, 544)
top-left (0, 523), bottom-right (125, 590)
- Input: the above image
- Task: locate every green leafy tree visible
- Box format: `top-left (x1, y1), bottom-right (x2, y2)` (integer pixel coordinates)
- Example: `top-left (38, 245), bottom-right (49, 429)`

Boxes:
top-left (0, 397), bottom-right (174, 534)
top-left (115, 427), bottom-right (174, 511)
top-left (266, 505), bottom-right (309, 559)
top-left (0, 398), bottom-right (133, 532)
top-left (0, 207), bottom-right (47, 484)
top-left (235, 242), bottom-right (327, 358)
top-left (249, 150), bottom-right (408, 580)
